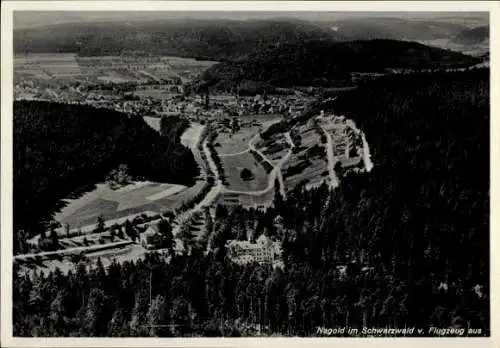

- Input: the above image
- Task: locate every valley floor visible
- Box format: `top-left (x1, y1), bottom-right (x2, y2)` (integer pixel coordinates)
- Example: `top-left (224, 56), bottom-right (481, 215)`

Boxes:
top-left (18, 109), bottom-right (374, 276)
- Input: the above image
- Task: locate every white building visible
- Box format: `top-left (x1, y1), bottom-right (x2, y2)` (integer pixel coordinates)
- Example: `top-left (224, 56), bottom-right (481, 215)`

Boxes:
top-left (227, 235), bottom-right (282, 265)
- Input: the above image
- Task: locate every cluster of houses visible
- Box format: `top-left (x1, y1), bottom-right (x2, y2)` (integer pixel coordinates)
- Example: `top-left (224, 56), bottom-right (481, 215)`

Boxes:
top-left (15, 69), bottom-right (312, 124)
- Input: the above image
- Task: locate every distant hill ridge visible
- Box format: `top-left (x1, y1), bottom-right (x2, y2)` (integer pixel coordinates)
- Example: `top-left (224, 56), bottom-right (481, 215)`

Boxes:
top-left (326, 17), bottom-right (466, 41)
top-left (452, 26), bottom-right (489, 45)
top-left (194, 39), bottom-right (481, 90)
top-left (14, 18), bottom-right (340, 61)
top-left (13, 17), bottom-right (486, 61)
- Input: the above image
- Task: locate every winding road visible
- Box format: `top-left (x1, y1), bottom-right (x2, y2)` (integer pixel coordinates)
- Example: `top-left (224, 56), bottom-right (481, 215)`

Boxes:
top-left (172, 126), bottom-right (223, 235)
top-left (221, 130), bottom-right (293, 199)
top-left (14, 240), bottom-right (134, 261)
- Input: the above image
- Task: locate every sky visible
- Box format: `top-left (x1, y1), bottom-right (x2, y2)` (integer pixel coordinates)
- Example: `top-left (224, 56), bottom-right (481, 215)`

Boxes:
top-left (13, 11), bottom-right (489, 29)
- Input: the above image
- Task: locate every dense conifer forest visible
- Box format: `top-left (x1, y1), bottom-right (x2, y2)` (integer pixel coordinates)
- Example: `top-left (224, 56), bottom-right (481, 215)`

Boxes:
top-left (199, 39), bottom-right (480, 89)
top-left (13, 101), bottom-right (199, 245)
top-left (13, 69), bottom-right (489, 337)
top-left (13, 19), bottom-right (338, 61)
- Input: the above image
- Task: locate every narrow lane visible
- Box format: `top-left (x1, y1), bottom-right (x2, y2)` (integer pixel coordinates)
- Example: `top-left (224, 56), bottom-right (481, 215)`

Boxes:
top-left (320, 125), bottom-right (340, 189)
top-left (14, 241), bottom-right (134, 261)
top-left (223, 130), bottom-right (293, 198)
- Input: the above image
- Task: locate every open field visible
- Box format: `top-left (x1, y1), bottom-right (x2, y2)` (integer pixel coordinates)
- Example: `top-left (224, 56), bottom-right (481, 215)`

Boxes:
top-left (215, 127), bottom-right (259, 155)
top-left (220, 152), bottom-right (269, 191)
top-left (14, 54), bottom-right (217, 86)
top-left (54, 180), bottom-right (205, 230)
top-left (214, 115), bottom-right (283, 155)
top-left (14, 53), bottom-right (82, 77)
top-left (143, 116), bottom-right (161, 132)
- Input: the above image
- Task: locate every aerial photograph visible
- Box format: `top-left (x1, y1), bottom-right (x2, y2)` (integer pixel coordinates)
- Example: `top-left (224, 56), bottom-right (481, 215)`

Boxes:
top-left (9, 9), bottom-right (489, 338)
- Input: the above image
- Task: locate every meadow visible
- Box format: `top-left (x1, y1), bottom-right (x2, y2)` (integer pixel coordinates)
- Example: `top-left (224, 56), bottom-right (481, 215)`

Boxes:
top-left (54, 180), bottom-right (205, 230)
top-left (143, 116), bottom-right (161, 132)
top-left (214, 127), bottom-right (259, 155)
top-left (220, 153), bottom-right (269, 192)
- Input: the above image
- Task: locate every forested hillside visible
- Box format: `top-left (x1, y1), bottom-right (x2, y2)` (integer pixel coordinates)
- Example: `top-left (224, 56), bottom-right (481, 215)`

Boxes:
top-left (452, 26), bottom-right (489, 45)
top-left (15, 17), bottom-right (486, 61)
top-left (13, 101), bottom-right (198, 244)
top-left (197, 39), bottom-right (480, 89)
top-left (13, 69), bottom-right (489, 336)
top-left (328, 17), bottom-right (466, 41)
top-left (13, 19), bottom-right (339, 61)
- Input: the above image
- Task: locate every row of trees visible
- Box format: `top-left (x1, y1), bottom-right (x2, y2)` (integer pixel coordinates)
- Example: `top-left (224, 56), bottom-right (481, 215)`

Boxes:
top-left (249, 149), bottom-right (274, 173)
top-left (206, 130), bottom-right (227, 185)
top-left (177, 180), bottom-right (214, 214)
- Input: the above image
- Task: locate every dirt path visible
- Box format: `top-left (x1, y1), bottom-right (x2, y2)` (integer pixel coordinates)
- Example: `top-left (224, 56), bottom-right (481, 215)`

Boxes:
top-left (361, 132), bottom-right (374, 172)
top-left (320, 126), bottom-right (340, 189)
top-left (139, 70), bottom-right (161, 83)
top-left (218, 148), bottom-right (250, 157)
top-left (344, 118), bottom-right (374, 172)
top-left (279, 132), bottom-right (295, 197)
top-left (14, 240), bottom-right (134, 261)
top-left (248, 133), bottom-right (275, 167)
top-left (223, 130), bottom-right (293, 199)
top-left (192, 137), bottom-right (224, 210)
